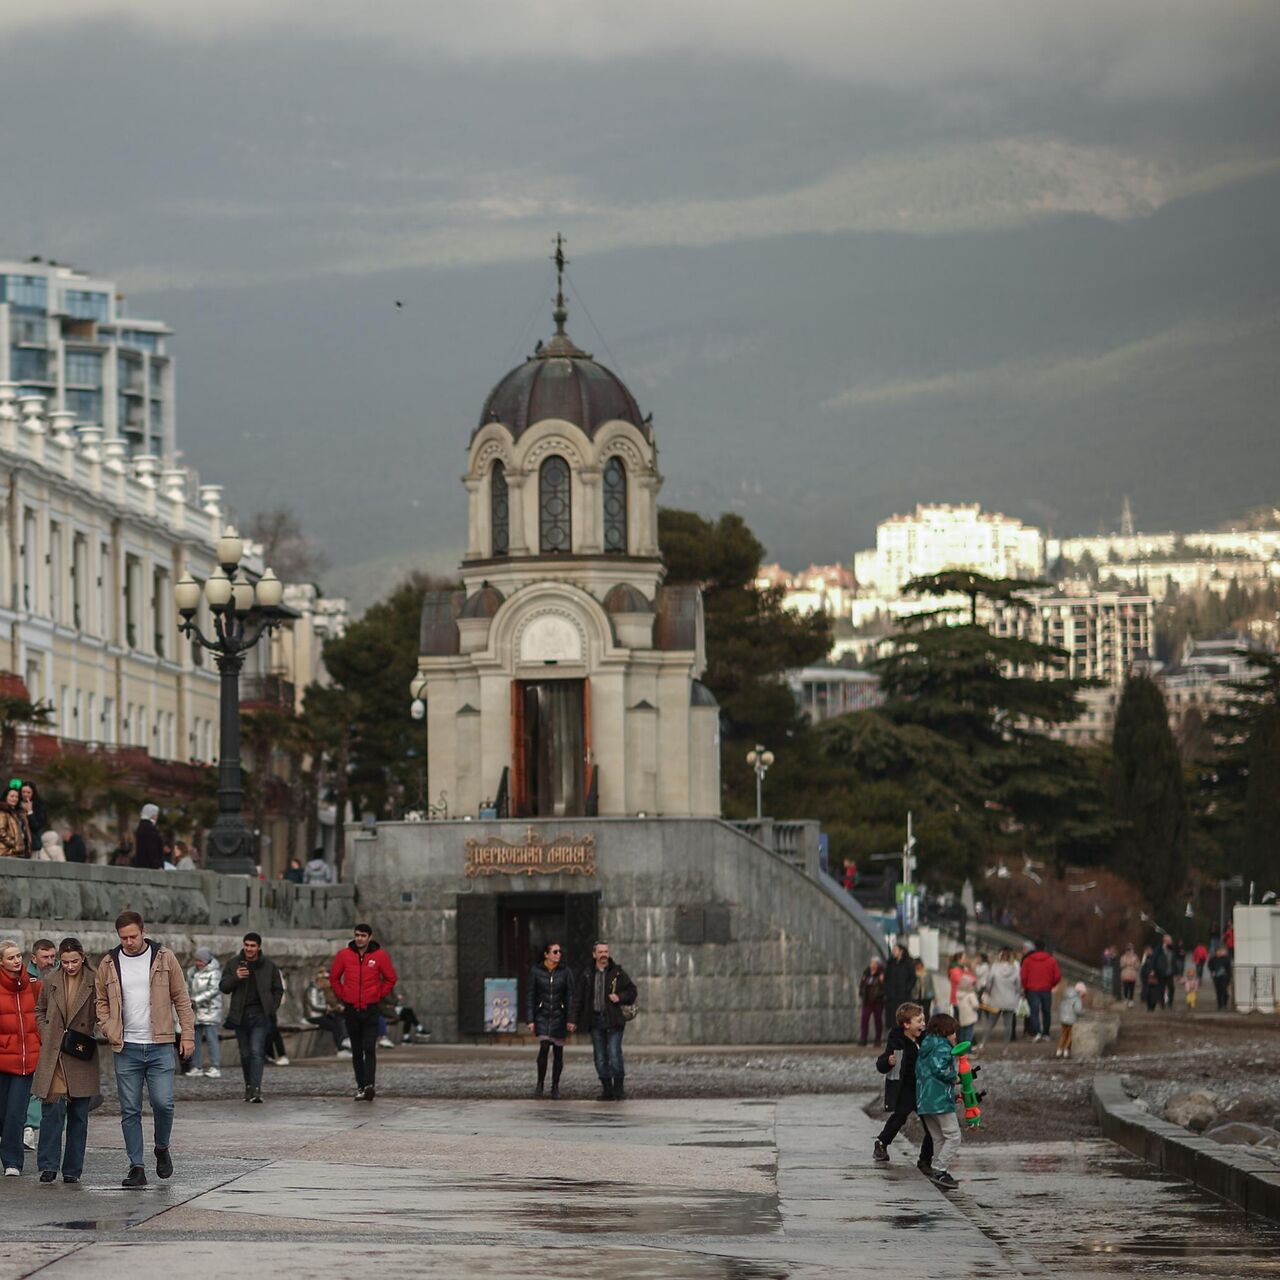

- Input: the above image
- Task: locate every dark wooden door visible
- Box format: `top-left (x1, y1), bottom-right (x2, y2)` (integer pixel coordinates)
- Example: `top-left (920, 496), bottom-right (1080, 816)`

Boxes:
top-left (456, 893), bottom-right (499, 1035)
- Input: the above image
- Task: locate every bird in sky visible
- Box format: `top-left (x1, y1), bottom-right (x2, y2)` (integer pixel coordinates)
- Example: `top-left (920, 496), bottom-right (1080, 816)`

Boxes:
top-left (394, 300), bottom-right (404, 309)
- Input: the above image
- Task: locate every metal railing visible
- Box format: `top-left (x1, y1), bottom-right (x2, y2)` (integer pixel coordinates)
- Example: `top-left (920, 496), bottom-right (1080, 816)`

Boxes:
top-left (1236, 965), bottom-right (1280, 1012)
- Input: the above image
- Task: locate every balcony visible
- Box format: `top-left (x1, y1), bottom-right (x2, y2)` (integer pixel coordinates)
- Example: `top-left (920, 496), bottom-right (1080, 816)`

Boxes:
top-left (240, 674), bottom-right (296, 711)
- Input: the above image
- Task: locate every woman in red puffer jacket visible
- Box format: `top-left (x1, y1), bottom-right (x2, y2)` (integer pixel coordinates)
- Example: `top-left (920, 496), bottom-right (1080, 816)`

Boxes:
top-left (0, 939), bottom-right (41, 1175)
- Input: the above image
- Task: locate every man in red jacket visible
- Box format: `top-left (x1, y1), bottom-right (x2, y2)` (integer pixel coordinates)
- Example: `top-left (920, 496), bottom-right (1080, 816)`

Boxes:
top-left (1019, 941), bottom-right (1062, 1043)
top-left (329, 924), bottom-right (397, 1101)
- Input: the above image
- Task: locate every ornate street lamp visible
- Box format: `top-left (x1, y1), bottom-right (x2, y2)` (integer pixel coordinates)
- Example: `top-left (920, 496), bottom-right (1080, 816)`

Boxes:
top-left (745, 744), bottom-right (774, 822)
top-left (175, 527), bottom-right (287, 874)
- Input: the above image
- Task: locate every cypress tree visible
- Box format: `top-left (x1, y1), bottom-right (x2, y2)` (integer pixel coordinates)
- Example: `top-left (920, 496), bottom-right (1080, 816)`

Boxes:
top-left (1111, 675), bottom-right (1189, 920)
top-left (1243, 703), bottom-right (1280, 896)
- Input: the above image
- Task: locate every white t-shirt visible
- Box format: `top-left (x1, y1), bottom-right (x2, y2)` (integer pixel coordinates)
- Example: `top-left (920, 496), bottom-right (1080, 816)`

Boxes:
top-left (119, 947), bottom-right (155, 1044)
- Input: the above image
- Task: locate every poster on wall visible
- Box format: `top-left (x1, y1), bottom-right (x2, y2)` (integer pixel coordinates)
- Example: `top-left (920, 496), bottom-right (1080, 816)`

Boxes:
top-left (484, 978), bottom-right (519, 1032)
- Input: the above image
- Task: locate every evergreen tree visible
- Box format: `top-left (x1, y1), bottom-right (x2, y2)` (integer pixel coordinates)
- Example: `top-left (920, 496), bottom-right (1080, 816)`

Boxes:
top-left (658, 509), bottom-right (830, 814)
top-left (1110, 675), bottom-right (1189, 920)
top-left (1243, 702), bottom-right (1280, 896)
top-left (321, 573), bottom-right (457, 817)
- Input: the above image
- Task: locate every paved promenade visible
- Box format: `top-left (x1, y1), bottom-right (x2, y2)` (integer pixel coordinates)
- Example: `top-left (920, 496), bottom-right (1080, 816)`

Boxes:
top-left (1, 1093), bottom-right (1277, 1278)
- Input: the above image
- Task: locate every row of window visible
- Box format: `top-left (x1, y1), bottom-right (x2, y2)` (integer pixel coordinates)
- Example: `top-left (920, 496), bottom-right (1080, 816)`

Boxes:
top-left (490, 455), bottom-right (629, 556)
top-left (9, 515), bottom-right (189, 661)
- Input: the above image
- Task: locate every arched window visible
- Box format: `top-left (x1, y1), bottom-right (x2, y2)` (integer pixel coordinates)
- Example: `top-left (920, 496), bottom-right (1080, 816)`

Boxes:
top-left (603, 456), bottom-right (627, 553)
top-left (490, 462), bottom-right (509, 556)
top-left (539, 455), bottom-right (571, 553)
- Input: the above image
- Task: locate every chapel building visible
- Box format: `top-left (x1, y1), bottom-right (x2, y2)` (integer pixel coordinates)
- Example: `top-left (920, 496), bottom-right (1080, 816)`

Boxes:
top-left (417, 255), bottom-right (720, 820)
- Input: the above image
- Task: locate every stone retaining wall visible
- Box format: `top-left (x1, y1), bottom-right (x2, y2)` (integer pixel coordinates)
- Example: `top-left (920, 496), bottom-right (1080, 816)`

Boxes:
top-left (347, 816), bottom-right (885, 1045)
top-left (1093, 1073), bottom-right (1280, 1222)
top-left (0, 860), bottom-right (355, 1024)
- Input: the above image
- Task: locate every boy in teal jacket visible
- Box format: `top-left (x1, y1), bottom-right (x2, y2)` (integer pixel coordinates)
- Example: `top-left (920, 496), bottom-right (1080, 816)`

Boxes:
top-left (915, 1012), bottom-right (962, 1190)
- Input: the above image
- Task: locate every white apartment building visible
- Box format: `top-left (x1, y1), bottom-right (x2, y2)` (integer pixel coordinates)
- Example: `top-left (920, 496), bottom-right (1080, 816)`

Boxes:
top-left (0, 383), bottom-right (240, 766)
top-left (988, 587), bottom-right (1155, 684)
top-left (0, 259), bottom-right (174, 460)
top-left (855, 503), bottom-right (1044, 597)
top-left (1049, 527), bottom-right (1280, 568)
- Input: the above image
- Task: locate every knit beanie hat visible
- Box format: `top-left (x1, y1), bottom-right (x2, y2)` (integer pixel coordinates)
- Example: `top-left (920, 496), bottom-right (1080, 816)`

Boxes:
top-left (194, 946), bottom-right (213, 963)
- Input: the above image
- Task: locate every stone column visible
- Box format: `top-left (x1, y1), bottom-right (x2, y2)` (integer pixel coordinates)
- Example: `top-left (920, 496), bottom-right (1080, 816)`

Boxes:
top-left (506, 472), bottom-right (530, 555)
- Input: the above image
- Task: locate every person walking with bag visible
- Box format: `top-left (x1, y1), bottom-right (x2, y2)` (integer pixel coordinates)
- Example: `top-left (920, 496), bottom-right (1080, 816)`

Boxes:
top-left (32, 939), bottom-right (98, 1183)
top-left (0, 940), bottom-right (40, 1175)
top-left (571, 942), bottom-right (637, 1101)
top-left (329, 923), bottom-right (397, 1101)
top-left (525, 941), bottom-right (575, 1100)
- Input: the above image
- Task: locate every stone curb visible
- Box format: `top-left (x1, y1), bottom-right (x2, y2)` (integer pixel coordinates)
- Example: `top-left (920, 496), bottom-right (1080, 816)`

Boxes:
top-left (1093, 1073), bottom-right (1280, 1222)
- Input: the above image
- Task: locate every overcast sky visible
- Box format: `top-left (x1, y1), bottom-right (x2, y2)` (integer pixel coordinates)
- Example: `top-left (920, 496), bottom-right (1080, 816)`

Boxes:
top-left (3, 2), bottom-right (1278, 605)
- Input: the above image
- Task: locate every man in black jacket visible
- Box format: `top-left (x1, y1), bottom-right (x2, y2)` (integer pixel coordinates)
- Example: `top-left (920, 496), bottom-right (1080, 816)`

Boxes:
top-left (571, 942), bottom-right (637, 1101)
top-left (872, 1002), bottom-right (934, 1171)
top-left (219, 932), bottom-right (284, 1103)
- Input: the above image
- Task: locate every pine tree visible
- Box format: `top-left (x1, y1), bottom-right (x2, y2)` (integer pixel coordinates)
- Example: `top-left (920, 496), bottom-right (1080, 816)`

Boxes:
top-left (1110, 675), bottom-right (1189, 920)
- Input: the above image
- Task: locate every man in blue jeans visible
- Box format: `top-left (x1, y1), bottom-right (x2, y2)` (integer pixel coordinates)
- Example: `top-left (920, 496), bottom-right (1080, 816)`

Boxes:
top-left (219, 933), bottom-right (284, 1104)
top-left (94, 910), bottom-right (194, 1188)
top-left (1018, 941), bottom-right (1063, 1043)
top-left (571, 942), bottom-right (637, 1101)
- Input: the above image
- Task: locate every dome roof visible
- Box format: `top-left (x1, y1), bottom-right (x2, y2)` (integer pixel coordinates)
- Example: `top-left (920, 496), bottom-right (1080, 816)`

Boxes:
top-left (459, 583), bottom-right (505, 619)
top-left (474, 293), bottom-right (648, 443)
top-left (603, 584), bottom-right (652, 615)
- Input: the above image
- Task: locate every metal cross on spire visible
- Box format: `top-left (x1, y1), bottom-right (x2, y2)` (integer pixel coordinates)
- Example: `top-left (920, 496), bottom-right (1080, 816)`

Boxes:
top-left (551, 233), bottom-right (569, 335)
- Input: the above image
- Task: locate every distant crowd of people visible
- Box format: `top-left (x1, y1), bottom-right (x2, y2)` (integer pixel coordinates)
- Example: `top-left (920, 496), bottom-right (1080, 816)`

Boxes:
top-left (858, 939), bottom-right (1088, 1059)
top-left (0, 786), bottom-right (337, 884)
top-left (1110, 931), bottom-right (1234, 1012)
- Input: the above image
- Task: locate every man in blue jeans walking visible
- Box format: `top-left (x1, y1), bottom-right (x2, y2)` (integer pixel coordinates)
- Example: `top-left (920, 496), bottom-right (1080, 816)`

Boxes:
top-left (219, 933), bottom-right (284, 1104)
top-left (1018, 941), bottom-right (1063, 1043)
top-left (94, 911), bottom-right (194, 1188)
top-left (570, 942), bottom-right (637, 1101)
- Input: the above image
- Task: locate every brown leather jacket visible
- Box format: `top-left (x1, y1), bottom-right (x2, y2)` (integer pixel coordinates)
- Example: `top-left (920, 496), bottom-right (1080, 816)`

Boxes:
top-left (0, 806), bottom-right (31, 857)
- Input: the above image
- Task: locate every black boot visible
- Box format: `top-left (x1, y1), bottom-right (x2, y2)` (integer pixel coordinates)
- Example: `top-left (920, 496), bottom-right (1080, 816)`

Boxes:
top-left (550, 1060), bottom-right (563, 1100)
top-left (598, 1078), bottom-right (614, 1101)
top-left (535, 1060), bottom-right (546, 1098)
top-left (612, 1074), bottom-right (625, 1101)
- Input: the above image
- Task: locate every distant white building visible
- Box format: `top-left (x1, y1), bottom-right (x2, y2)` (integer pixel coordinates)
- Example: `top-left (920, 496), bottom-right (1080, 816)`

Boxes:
top-left (0, 260), bottom-right (175, 459)
top-left (988, 586), bottom-right (1155, 685)
top-left (855, 503), bottom-right (1044, 597)
top-left (1049, 527), bottom-right (1280, 568)
top-left (757, 563), bottom-right (854, 619)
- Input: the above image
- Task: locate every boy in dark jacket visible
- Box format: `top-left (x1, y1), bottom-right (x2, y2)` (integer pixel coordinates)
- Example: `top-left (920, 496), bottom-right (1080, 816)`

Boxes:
top-left (873, 1002), bottom-right (934, 1170)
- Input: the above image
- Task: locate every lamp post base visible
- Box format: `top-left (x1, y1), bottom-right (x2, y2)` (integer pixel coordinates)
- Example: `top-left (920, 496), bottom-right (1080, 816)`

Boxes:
top-left (205, 820), bottom-right (258, 877)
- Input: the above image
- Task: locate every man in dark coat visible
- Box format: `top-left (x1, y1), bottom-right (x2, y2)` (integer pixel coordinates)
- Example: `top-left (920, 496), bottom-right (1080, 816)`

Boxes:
top-left (219, 932), bottom-right (284, 1104)
top-left (571, 942), bottom-right (637, 1101)
top-left (882, 943), bottom-right (916, 1017)
top-left (131, 804), bottom-right (165, 870)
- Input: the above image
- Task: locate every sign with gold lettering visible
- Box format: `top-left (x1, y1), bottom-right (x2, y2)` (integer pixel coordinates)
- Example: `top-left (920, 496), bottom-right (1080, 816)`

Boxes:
top-left (464, 827), bottom-right (597, 878)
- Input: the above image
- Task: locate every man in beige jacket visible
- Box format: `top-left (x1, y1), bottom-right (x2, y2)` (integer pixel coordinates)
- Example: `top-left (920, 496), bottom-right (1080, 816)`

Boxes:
top-left (94, 910), bottom-right (194, 1188)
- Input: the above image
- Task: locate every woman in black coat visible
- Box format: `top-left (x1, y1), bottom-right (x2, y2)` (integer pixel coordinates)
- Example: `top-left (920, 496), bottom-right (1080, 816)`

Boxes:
top-left (882, 943), bottom-right (916, 1017)
top-left (525, 941), bottom-right (575, 1099)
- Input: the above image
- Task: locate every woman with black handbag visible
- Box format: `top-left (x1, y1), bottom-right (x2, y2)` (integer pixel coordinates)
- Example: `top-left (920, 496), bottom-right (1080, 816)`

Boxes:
top-left (32, 939), bottom-right (99, 1184)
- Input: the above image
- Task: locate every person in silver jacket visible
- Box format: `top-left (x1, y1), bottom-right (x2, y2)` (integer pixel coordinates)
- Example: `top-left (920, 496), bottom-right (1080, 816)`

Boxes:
top-left (185, 948), bottom-right (223, 1078)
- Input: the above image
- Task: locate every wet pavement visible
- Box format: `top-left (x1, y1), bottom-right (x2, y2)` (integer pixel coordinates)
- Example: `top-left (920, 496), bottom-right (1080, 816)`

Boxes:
top-left (1, 1093), bottom-right (1277, 1278)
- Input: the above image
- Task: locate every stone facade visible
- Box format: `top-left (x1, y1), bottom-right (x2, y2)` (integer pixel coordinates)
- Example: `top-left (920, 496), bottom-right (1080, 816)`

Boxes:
top-left (348, 817), bottom-right (883, 1044)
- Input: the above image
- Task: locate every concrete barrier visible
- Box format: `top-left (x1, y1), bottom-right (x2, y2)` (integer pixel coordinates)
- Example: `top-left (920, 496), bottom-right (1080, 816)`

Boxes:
top-left (1093, 1073), bottom-right (1280, 1222)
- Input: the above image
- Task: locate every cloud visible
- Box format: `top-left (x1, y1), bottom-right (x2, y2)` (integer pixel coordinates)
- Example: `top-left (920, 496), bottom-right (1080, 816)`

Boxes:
top-left (121, 137), bottom-right (1280, 293)
top-left (10, 0), bottom-right (1279, 100)
top-left (821, 315), bottom-right (1275, 411)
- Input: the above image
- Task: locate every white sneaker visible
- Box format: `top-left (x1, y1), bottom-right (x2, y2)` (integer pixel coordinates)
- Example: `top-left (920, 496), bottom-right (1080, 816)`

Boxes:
top-left (275, 1055), bottom-right (290, 1066)
top-left (22, 1127), bottom-right (35, 1151)
top-left (340, 1039), bottom-right (351, 1049)
top-left (1054, 1049), bottom-right (1062, 1058)
top-left (205, 1067), bottom-right (222, 1079)
top-left (187, 1067), bottom-right (205, 1077)
top-left (3, 1168), bottom-right (18, 1177)
top-left (336, 1048), bottom-right (352, 1059)
top-left (377, 1037), bottom-right (395, 1049)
